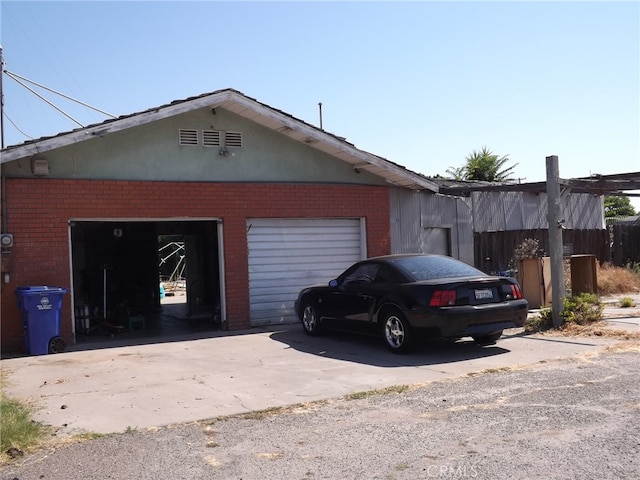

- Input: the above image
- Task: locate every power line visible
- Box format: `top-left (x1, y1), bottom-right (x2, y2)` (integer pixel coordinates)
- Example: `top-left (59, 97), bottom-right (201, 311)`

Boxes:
top-left (4, 69), bottom-right (116, 119)
top-left (2, 111), bottom-right (34, 140)
top-left (1, 64), bottom-right (118, 141)
top-left (4, 69), bottom-right (84, 128)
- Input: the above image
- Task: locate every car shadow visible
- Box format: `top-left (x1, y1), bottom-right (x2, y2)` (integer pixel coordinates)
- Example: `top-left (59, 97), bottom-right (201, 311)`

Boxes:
top-left (269, 325), bottom-right (510, 367)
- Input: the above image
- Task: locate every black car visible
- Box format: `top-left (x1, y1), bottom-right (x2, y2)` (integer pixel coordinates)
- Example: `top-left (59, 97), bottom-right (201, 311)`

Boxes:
top-left (295, 254), bottom-right (528, 353)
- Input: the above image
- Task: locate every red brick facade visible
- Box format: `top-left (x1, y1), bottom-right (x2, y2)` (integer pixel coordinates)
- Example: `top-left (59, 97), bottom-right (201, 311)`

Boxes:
top-left (1, 178), bottom-right (391, 352)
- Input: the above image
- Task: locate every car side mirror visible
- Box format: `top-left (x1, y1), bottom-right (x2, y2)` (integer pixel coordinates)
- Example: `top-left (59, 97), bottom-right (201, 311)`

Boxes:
top-left (329, 279), bottom-right (339, 288)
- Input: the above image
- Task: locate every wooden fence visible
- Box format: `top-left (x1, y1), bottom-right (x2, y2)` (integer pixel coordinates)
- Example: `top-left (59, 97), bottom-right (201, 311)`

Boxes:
top-left (611, 225), bottom-right (640, 266)
top-left (473, 229), bottom-right (611, 273)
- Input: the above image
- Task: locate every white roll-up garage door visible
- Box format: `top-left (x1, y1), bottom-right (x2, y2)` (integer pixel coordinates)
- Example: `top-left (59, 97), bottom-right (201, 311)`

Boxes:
top-left (247, 218), bottom-right (365, 326)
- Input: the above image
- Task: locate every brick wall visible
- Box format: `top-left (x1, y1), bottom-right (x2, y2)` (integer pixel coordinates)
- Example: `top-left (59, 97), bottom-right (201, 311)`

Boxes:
top-left (1, 179), bottom-right (391, 352)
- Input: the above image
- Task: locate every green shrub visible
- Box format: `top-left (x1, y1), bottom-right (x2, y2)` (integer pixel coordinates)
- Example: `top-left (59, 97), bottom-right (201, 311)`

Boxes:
top-left (619, 297), bottom-right (635, 308)
top-left (524, 293), bottom-right (603, 333)
top-left (524, 309), bottom-right (553, 333)
top-left (561, 293), bottom-right (603, 325)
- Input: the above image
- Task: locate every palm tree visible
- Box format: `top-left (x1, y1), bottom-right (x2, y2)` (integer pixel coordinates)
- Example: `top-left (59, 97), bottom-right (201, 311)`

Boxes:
top-left (446, 147), bottom-right (518, 182)
top-left (444, 165), bottom-right (467, 180)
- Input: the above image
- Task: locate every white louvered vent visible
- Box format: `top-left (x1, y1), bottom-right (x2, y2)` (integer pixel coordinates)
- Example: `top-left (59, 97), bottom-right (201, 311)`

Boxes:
top-left (225, 131), bottom-right (243, 148)
top-left (179, 129), bottom-right (198, 146)
top-left (203, 130), bottom-right (222, 147)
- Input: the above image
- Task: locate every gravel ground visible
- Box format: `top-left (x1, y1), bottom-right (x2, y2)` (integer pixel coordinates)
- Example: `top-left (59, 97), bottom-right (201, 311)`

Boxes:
top-left (2, 345), bottom-right (639, 480)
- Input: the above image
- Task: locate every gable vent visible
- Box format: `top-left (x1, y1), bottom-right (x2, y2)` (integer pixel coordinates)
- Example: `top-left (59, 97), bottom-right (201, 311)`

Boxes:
top-left (179, 129), bottom-right (198, 146)
top-left (203, 130), bottom-right (222, 147)
top-left (225, 131), bottom-right (243, 148)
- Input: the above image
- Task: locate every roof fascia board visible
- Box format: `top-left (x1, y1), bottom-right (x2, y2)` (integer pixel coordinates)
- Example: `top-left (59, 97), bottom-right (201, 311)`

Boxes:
top-left (0, 89), bottom-right (439, 192)
top-left (225, 93), bottom-right (438, 192)
top-left (0, 91), bottom-right (234, 163)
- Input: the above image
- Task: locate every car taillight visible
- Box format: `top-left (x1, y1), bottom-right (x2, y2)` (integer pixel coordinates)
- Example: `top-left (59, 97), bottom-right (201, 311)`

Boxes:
top-left (510, 284), bottom-right (523, 299)
top-left (429, 290), bottom-right (457, 306)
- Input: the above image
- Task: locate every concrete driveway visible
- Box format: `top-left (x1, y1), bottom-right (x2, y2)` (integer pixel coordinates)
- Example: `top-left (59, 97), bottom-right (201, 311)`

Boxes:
top-left (0, 321), bottom-right (629, 436)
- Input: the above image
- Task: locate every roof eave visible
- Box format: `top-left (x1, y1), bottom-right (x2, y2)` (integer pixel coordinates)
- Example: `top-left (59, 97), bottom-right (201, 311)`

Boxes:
top-left (0, 90), bottom-right (237, 163)
top-left (0, 89), bottom-right (439, 192)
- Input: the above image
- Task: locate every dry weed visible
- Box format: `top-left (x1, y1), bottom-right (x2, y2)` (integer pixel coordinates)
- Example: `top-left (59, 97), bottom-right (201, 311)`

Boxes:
top-left (544, 321), bottom-right (640, 341)
top-left (597, 263), bottom-right (640, 296)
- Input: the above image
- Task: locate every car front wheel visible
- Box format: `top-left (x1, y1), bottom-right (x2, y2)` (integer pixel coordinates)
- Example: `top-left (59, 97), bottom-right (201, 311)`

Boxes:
top-left (381, 309), bottom-right (413, 353)
top-left (301, 301), bottom-right (323, 336)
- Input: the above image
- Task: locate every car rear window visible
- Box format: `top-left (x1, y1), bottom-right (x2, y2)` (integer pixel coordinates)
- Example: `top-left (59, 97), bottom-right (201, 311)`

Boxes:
top-left (390, 256), bottom-right (486, 281)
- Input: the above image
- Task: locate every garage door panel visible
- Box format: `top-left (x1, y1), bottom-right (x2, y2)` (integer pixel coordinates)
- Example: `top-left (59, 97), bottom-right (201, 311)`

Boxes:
top-left (248, 219), bottom-right (358, 230)
top-left (249, 260), bottom-right (356, 275)
top-left (250, 286), bottom-right (302, 298)
top-left (248, 229), bottom-right (360, 239)
top-left (248, 260), bottom-right (357, 278)
top-left (247, 218), bottom-right (364, 326)
top-left (251, 306), bottom-right (297, 323)
top-left (249, 275), bottom-right (337, 288)
top-left (250, 292), bottom-right (299, 304)
top-left (248, 241), bottom-right (360, 253)
top-left (249, 280), bottom-right (322, 294)
top-left (248, 255), bottom-right (359, 269)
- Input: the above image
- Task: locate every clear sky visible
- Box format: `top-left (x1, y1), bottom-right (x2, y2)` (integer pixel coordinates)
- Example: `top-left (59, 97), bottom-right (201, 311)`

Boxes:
top-left (1, 1), bottom-right (639, 206)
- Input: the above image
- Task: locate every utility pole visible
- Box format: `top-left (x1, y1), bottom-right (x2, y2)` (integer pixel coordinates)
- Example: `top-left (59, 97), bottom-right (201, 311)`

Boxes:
top-left (1, 45), bottom-right (4, 149)
top-left (1, 45), bottom-right (6, 291)
top-left (546, 155), bottom-right (565, 328)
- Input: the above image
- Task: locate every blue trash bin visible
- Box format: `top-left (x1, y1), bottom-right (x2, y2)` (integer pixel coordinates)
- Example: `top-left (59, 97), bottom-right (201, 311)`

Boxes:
top-left (15, 286), bottom-right (68, 355)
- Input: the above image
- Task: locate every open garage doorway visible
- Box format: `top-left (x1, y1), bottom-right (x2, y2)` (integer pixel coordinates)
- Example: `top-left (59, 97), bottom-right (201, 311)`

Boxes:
top-left (159, 236), bottom-right (186, 303)
top-left (70, 219), bottom-right (223, 345)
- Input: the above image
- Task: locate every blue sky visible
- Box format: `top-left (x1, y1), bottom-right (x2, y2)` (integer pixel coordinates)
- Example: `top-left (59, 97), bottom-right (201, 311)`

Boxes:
top-left (1, 1), bottom-right (639, 205)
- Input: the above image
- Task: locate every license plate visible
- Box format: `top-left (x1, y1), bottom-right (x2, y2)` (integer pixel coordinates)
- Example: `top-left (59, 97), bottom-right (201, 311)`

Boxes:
top-left (474, 288), bottom-right (494, 300)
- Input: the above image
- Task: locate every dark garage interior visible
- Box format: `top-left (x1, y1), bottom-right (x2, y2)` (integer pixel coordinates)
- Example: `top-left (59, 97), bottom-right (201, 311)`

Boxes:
top-left (70, 219), bottom-right (222, 344)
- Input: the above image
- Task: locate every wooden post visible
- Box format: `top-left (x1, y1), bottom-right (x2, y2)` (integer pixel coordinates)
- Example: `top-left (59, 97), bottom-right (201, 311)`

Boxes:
top-left (546, 155), bottom-right (565, 328)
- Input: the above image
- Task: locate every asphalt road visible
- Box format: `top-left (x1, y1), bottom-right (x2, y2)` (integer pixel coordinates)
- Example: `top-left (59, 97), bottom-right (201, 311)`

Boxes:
top-left (2, 344), bottom-right (639, 480)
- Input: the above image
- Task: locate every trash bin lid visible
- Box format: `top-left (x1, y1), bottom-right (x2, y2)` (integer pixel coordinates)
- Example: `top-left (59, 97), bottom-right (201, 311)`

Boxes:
top-left (16, 286), bottom-right (69, 295)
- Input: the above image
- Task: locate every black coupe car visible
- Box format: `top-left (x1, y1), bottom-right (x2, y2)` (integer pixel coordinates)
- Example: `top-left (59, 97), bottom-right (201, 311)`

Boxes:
top-left (295, 254), bottom-right (528, 353)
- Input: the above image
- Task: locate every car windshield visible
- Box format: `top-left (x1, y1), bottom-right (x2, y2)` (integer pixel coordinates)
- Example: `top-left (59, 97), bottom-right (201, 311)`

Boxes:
top-left (389, 256), bottom-right (486, 281)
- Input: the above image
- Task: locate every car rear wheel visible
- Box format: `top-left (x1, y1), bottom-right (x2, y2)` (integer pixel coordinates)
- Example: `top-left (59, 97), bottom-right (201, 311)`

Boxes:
top-left (472, 330), bottom-right (503, 345)
top-left (381, 309), bottom-right (413, 353)
top-left (301, 301), bottom-right (323, 336)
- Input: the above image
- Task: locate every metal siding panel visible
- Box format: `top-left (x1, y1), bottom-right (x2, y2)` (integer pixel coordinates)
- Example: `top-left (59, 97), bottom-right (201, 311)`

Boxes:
top-left (522, 192), bottom-right (546, 229)
top-left (503, 192), bottom-right (524, 231)
top-left (421, 228), bottom-right (449, 255)
top-left (566, 193), bottom-right (604, 229)
top-left (389, 188), bottom-right (422, 254)
top-left (389, 189), bottom-right (403, 253)
top-left (420, 194), bottom-right (457, 255)
top-left (391, 190), bottom-right (474, 263)
top-left (455, 197), bottom-right (475, 265)
top-left (422, 195), bottom-right (443, 226)
top-left (592, 195), bottom-right (606, 229)
top-left (472, 192), bottom-right (505, 232)
top-left (247, 218), bottom-right (363, 326)
top-left (422, 194), bottom-right (457, 228)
